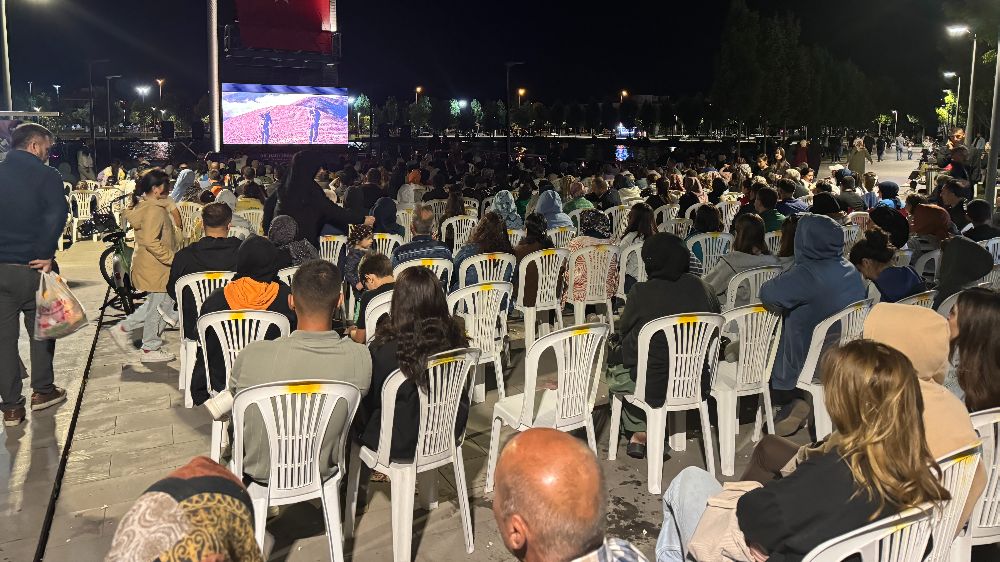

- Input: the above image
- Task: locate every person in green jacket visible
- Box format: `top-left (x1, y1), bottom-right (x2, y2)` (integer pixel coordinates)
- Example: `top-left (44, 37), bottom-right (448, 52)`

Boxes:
top-left (754, 186), bottom-right (786, 232)
top-left (845, 137), bottom-right (874, 177)
top-left (562, 180), bottom-right (594, 214)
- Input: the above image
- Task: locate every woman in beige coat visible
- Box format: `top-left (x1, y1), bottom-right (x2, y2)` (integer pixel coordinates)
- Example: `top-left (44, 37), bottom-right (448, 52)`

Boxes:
top-left (109, 169), bottom-right (176, 363)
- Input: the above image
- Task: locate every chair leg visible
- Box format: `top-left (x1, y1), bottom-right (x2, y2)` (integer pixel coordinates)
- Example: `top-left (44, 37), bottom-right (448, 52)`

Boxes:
top-left (811, 388), bottom-right (833, 439)
top-left (584, 415), bottom-right (597, 453)
top-left (949, 533), bottom-right (972, 562)
top-left (667, 411), bottom-right (687, 452)
top-left (700, 402), bottom-right (717, 477)
top-left (752, 396), bottom-right (763, 443)
top-left (321, 476), bottom-right (347, 562)
top-left (646, 409), bottom-right (667, 495)
top-left (389, 467), bottom-right (417, 562)
top-left (452, 447), bottom-right (475, 554)
top-left (72, 219), bottom-right (78, 245)
top-left (210, 420), bottom-right (224, 463)
top-left (493, 357), bottom-right (506, 401)
top-left (523, 308), bottom-right (536, 349)
top-left (573, 303), bottom-right (585, 326)
top-left (762, 390), bottom-right (776, 436)
top-left (604, 300), bottom-right (615, 332)
top-left (608, 395), bottom-right (622, 461)
top-left (472, 363), bottom-right (485, 404)
top-left (248, 483), bottom-right (269, 551)
top-left (417, 470), bottom-right (438, 510)
top-left (716, 392), bottom-right (736, 477)
top-left (344, 443), bottom-right (364, 539)
top-left (485, 417), bottom-right (503, 493)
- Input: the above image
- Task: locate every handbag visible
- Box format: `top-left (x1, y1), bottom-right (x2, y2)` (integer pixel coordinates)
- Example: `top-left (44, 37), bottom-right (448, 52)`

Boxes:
top-left (34, 272), bottom-right (88, 340)
top-left (687, 481), bottom-right (763, 562)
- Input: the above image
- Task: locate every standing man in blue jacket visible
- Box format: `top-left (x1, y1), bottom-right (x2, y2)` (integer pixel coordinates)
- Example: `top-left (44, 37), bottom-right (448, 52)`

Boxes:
top-left (0, 123), bottom-right (70, 427)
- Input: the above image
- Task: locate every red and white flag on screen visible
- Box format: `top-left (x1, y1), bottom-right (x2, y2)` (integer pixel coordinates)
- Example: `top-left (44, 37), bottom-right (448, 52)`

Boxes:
top-left (234, 0), bottom-right (334, 52)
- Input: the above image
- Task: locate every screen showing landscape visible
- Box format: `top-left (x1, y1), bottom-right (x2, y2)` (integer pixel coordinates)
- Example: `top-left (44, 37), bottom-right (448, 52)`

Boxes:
top-left (221, 83), bottom-right (349, 145)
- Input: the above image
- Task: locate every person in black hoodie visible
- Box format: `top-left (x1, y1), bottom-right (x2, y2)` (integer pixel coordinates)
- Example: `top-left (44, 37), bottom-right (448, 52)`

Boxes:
top-left (191, 237), bottom-right (297, 405)
top-left (933, 235), bottom-right (994, 309)
top-left (606, 233), bottom-right (720, 459)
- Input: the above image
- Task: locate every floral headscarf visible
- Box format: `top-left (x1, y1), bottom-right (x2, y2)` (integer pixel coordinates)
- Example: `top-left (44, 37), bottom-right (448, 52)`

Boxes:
top-left (268, 215), bottom-right (319, 265)
top-left (348, 223), bottom-right (374, 247)
top-left (579, 209), bottom-right (612, 239)
top-left (492, 190), bottom-right (524, 229)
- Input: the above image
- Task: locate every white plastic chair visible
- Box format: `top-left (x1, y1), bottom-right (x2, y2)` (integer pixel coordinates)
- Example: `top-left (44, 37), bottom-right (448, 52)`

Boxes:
top-left (847, 211), bottom-right (871, 232)
top-left (231, 381), bottom-right (361, 561)
top-left (363, 289), bottom-right (393, 344)
top-left (915, 249), bottom-right (942, 284)
top-left (320, 234), bottom-right (349, 266)
top-left (801, 504), bottom-right (934, 562)
top-left (372, 233), bottom-right (404, 257)
top-left (277, 266), bottom-right (297, 287)
top-left (547, 226), bottom-right (575, 248)
top-left (197, 310), bottom-right (291, 461)
top-left (441, 215), bottom-right (478, 254)
top-left (567, 208), bottom-right (586, 233)
top-left (660, 218), bottom-right (693, 238)
top-left (686, 232), bottom-right (734, 273)
top-left (604, 205), bottom-right (630, 241)
top-left (616, 242), bottom-right (646, 302)
top-left (950, 408), bottom-right (1000, 561)
top-left (927, 443), bottom-right (983, 562)
top-left (798, 194), bottom-right (814, 206)
top-left (516, 248), bottom-right (568, 347)
top-left (70, 190), bottom-right (98, 243)
top-left (344, 348), bottom-right (481, 562)
top-left (481, 196), bottom-right (494, 217)
top-left (894, 248), bottom-right (914, 267)
top-left (458, 252), bottom-right (516, 289)
top-left (229, 225), bottom-right (251, 240)
top-left (724, 266), bottom-right (782, 311)
top-left (937, 291), bottom-right (961, 318)
top-left (842, 224), bottom-right (861, 256)
top-left (236, 209), bottom-right (264, 236)
top-left (719, 200), bottom-right (740, 232)
top-left (484, 323), bottom-right (610, 492)
top-left (567, 244), bottom-right (619, 331)
top-left (795, 299), bottom-right (874, 440)
top-left (764, 231), bottom-right (783, 256)
top-left (608, 313), bottom-right (724, 494)
top-left (712, 306), bottom-right (782, 476)
top-left (897, 290), bottom-right (937, 308)
top-left (684, 202), bottom-right (704, 220)
top-left (427, 199), bottom-right (448, 224)
top-left (393, 258), bottom-right (453, 289)
top-left (175, 271), bottom-right (236, 407)
top-left (396, 209), bottom-right (414, 243)
top-left (463, 197), bottom-right (480, 215)
top-left (447, 282), bottom-right (513, 403)
top-left (977, 264), bottom-right (1000, 291)
top-left (653, 204), bottom-right (680, 226)
top-left (507, 229), bottom-right (525, 247)
top-left (980, 237), bottom-right (1000, 264)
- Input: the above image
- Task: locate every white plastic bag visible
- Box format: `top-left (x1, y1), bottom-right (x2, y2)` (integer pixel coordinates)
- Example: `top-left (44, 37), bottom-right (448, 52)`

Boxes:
top-left (34, 272), bottom-right (88, 340)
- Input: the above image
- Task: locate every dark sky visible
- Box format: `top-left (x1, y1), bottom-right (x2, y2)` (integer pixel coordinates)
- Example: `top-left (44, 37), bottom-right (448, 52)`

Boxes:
top-left (4, 0), bottom-right (955, 107)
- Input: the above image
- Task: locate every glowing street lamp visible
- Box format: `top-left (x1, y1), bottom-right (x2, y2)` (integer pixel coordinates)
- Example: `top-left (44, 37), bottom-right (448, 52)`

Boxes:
top-left (135, 85), bottom-right (151, 103)
top-left (414, 86), bottom-right (423, 103)
top-left (943, 72), bottom-right (961, 127)
top-left (946, 24), bottom-right (977, 141)
top-left (52, 84), bottom-right (60, 101)
top-left (517, 88), bottom-right (526, 107)
top-left (155, 78), bottom-right (164, 100)
top-left (458, 99), bottom-right (468, 109)
top-left (620, 89), bottom-right (629, 103)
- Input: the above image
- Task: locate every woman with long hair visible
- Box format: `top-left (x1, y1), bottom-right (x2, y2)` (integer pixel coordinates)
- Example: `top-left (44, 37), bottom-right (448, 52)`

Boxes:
top-left (947, 288), bottom-right (1000, 410)
top-left (513, 213), bottom-right (556, 307)
top-left (704, 213), bottom-right (779, 304)
top-left (620, 203), bottom-right (657, 293)
top-left (450, 211), bottom-right (515, 291)
top-left (657, 340), bottom-right (950, 562)
top-left (687, 204), bottom-right (723, 269)
top-left (110, 169), bottom-right (176, 363)
top-left (849, 229), bottom-right (925, 302)
top-left (677, 176), bottom-right (708, 219)
top-left (645, 177), bottom-right (672, 216)
top-left (359, 267), bottom-right (470, 460)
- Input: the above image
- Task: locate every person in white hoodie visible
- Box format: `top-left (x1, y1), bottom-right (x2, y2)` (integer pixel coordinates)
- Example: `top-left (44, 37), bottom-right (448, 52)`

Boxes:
top-left (703, 213), bottom-right (779, 307)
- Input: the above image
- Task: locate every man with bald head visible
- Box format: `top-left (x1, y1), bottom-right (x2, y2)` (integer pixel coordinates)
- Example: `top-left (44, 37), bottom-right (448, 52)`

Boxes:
top-left (492, 428), bottom-right (647, 562)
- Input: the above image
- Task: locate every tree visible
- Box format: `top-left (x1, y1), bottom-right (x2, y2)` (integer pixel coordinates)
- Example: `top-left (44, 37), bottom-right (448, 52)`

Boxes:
top-left (637, 101), bottom-right (657, 134)
top-left (619, 98), bottom-right (639, 130)
top-left (549, 101), bottom-right (566, 133)
top-left (481, 101), bottom-right (504, 134)
top-left (532, 102), bottom-right (549, 129)
top-left (600, 102), bottom-right (618, 131)
top-left (511, 102), bottom-right (535, 130)
top-left (379, 96), bottom-right (400, 127)
top-left (471, 99), bottom-right (484, 128)
top-left (566, 103), bottom-right (585, 132)
top-left (657, 97), bottom-right (676, 135)
top-left (408, 97), bottom-right (431, 131)
top-left (429, 97), bottom-right (451, 132)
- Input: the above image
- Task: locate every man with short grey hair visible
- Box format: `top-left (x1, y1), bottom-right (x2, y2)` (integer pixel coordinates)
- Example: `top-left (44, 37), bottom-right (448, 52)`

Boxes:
top-left (389, 204), bottom-right (452, 268)
top-left (0, 123), bottom-right (70, 426)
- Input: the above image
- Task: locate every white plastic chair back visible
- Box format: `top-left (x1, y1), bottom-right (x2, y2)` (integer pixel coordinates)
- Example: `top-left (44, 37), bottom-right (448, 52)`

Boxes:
top-left (634, 314), bottom-right (724, 409)
top-left (684, 202), bottom-right (704, 220)
top-left (372, 233), bottom-right (403, 257)
top-left (604, 205), bottom-right (630, 240)
top-left (897, 290), bottom-right (937, 308)
top-left (721, 305), bottom-right (782, 392)
top-left (847, 211), bottom-right (871, 232)
top-left (661, 218), bottom-right (693, 238)
top-left (229, 225), bottom-right (251, 240)
top-left (654, 204), bottom-right (680, 225)
top-left (96, 187), bottom-right (123, 211)
top-left (319, 234), bottom-right (348, 265)
top-left (616, 242), bottom-right (646, 301)
top-left (71, 190), bottom-right (97, 219)
top-left (547, 226), bottom-right (575, 248)
top-left (961, 408), bottom-right (1000, 548)
top-left (458, 252), bottom-right (515, 289)
top-left (364, 289), bottom-right (393, 344)
top-left (441, 215), bottom-right (477, 254)
top-left (686, 232), bottom-right (734, 272)
top-left (978, 264), bottom-right (1000, 290)
top-left (516, 248), bottom-right (568, 312)
top-left (981, 237), bottom-right (1000, 264)
top-left (927, 444), bottom-right (982, 562)
top-left (724, 266), bottom-right (782, 311)
top-left (236, 209), bottom-right (264, 235)
top-left (396, 209), bottom-right (413, 243)
top-left (937, 291), bottom-right (960, 318)
top-left (842, 224), bottom-right (861, 256)
top-left (447, 283), bottom-right (513, 362)
top-left (567, 244), bottom-right (620, 306)
top-left (798, 194), bottom-right (814, 206)
top-left (196, 310), bottom-right (291, 390)
top-left (427, 199), bottom-right (448, 224)
top-left (507, 229), bottom-right (525, 247)
top-left (567, 209), bottom-right (586, 233)
top-left (393, 258), bottom-right (453, 288)
top-left (175, 271), bottom-right (236, 327)
top-left (481, 196), bottom-right (494, 217)
top-left (801, 504), bottom-right (934, 562)
top-left (915, 249), bottom-right (942, 283)
top-left (719, 200), bottom-right (740, 231)
top-left (277, 266), bottom-right (297, 287)
top-left (764, 231), bottom-right (783, 256)
top-left (463, 197), bottom-right (480, 215)
top-left (894, 248), bottom-right (914, 267)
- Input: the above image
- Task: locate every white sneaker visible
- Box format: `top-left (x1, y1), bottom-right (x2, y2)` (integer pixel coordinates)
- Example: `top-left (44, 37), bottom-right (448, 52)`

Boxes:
top-left (140, 349), bottom-right (175, 363)
top-left (109, 324), bottom-right (135, 351)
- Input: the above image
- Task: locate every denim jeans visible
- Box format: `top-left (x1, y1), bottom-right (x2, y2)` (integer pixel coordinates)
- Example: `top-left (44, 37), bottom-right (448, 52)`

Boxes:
top-left (122, 292), bottom-right (173, 351)
top-left (656, 466), bottom-right (722, 562)
top-left (0, 265), bottom-right (56, 409)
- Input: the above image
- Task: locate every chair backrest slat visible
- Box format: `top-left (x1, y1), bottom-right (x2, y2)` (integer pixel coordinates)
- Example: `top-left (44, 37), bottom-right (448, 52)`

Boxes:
top-left (393, 258), bottom-right (453, 289)
top-left (441, 215), bottom-right (478, 254)
top-left (686, 232), bottom-right (734, 273)
top-left (968, 408), bottom-right (1000, 541)
top-left (319, 235), bottom-right (348, 265)
top-left (517, 248), bottom-right (568, 310)
top-left (176, 271), bottom-right (236, 337)
top-left (801, 504), bottom-right (934, 562)
top-left (547, 226), bottom-right (575, 248)
top-left (724, 266), bottom-right (782, 311)
top-left (364, 290), bottom-right (393, 344)
top-left (196, 310), bottom-right (291, 390)
top-left (372, 233), bottom-right (404, 257)
top-left (459, 253), bottom-right (516, 289)
top-left (928, 444), bottom-right (983, 562)
top-left (634, 314), bottom-right (724, 408)
top-left (567, 245), bottom-right (620, 304)
top-left (897, 290), bottom-right (937, 309)
top-left (447, 283), bottom-right (513, 360)
top-left (722, 306), bottom-right (782, 390)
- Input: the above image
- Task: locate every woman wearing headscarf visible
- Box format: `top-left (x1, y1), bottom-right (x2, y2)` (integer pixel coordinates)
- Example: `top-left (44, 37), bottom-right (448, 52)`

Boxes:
top-left (168, 168), bottom-right (200, 203)
top-left (606, 233), bottom-right (721, 458)
top-left (214, 189), bottom-right (253, 237)
top-left (845, 138), bottom-right (874, 176)
top-left (273, 150), bottom-right (372, 246)
top-left (526, 179), bottom-right (556, 216)
top-left (192, 237), bottom-right (296, 405)
top-left (908, 203), bottom-right (952, 264)
top-left (534, 190), bottom-right (573, 229)
top-left (491, 189), bottom-right (524, 230)
top-left (106, 456), bottom-right (263, 562)
top-left (396, 169), bottom-right (421, 211)
top-left (561, 209), bottom-right (618, 309)
top-left (268, 215), bottom-right (318, 269)
top-left (371, 197), bottom-right (405, 238)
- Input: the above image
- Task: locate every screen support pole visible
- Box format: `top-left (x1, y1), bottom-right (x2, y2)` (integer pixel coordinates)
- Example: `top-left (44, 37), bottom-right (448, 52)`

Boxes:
top-left (208, 0), bottom-right (221, 152)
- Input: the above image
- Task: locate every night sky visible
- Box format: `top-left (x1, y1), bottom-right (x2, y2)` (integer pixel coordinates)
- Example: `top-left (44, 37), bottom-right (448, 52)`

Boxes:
top-left (3, 0), bottom-right (960, 106)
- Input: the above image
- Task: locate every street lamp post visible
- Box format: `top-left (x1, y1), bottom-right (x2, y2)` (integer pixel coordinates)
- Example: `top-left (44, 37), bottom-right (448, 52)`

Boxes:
top-left (948, 25), bottom-right (977, 142)
top-left (414, 86), bottom-right (422, 104)
top-left (620, 89), bottom-right (628, 104)
top-left (88, 59), bottom-right (110, 151)
top-left (983, 25), bottom-right (1000, 212)
top-left (0, 0), bottom-right (10, 111)
top-left (891, 109), bottom-right (898, 136)
top-left (517, 88), bottom-right (525, 107)
top-left (136, 85), bottom-right (150, 104)
top-left (52, 83), bottom-right (59, 101)
top-left (155, 78), bottom-right (164, 101)
top-left (505, 61), bottom-right (524, 159)
top-left (105, 75), bottom-right (121, 160)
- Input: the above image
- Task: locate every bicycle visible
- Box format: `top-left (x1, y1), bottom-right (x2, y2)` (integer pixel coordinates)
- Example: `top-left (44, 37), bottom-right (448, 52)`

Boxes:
top-left (78, 194), bottom-right (145, 314)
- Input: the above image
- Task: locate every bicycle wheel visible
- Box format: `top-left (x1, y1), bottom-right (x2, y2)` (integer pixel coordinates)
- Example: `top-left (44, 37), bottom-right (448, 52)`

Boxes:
top-left (99, 246), bottom-right (117, 289)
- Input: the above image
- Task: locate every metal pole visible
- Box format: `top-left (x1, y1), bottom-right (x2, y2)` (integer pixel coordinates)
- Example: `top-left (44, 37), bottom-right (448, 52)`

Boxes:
top-left (208, 0), bottom-right (221, 152)
top-left (0, 0), bottom-right (11, 111)
top-left (966, 33), bottom-right (977, 142)
top-left (505, 65), bottom-right (511, 159)
top-left (955, 76), bottom-right (962, 128)
top-left (983, 26), bottom-right (1000, 212)
top-left (106, 77), bottom-right (113, 160)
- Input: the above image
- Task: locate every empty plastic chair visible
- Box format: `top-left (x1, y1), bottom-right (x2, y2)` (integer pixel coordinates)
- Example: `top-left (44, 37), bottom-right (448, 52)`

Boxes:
top-left (447, 282), bottom-right (513, 402)
top-left (896, 290), bottom-right (937, 308)
top-left (175, 271), bottom-right (236, 407)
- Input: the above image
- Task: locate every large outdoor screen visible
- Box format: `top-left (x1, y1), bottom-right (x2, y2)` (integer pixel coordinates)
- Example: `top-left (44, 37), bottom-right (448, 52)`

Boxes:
top-left (221, 83), bottom-right (349, 145)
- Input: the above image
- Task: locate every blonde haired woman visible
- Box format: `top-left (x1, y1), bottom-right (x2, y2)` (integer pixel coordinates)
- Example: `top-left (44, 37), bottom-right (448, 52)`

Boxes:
top-left (656, 340), bottom-right (949, 561)
top-left (846, 137), bottom-right (874, 176)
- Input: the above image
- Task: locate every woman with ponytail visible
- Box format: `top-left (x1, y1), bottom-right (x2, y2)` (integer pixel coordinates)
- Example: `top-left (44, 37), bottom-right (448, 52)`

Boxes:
top-left (109, 168), bottom-right (177, 363)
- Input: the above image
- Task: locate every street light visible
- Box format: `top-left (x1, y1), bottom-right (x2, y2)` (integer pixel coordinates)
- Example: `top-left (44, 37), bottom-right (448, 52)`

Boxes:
top-left (458, 99), bottom-right (468, 109)
top-left (414, 86), bottom-right (423, 103)
top-left (155, 78), bottom-right (164, 100)
top-left (52, 83), bottom-right (60, 101)
top-left (620, 89), bottom-right (629, 104)
top-left (944, 72), bottom-right (962, 128)
top-left (517, 87), bottom-right (526, 107)
top-left (135, 85), bottom-right (151, 103)
top-left (891, 109), bottom-right (898, 136)
top-left (947, 24), bottom-right (977, 141)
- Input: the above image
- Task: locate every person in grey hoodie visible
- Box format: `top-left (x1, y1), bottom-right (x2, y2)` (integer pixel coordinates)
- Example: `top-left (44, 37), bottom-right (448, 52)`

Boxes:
top-left (703, 213), bottom-right (779, 307)
top-left (760, 213), bottom-right (866, 431)
top-left (534, 189), bottom-right (573, 229)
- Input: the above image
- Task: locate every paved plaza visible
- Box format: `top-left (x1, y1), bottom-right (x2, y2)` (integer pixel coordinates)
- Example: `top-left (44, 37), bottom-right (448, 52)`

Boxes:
top-left (3, 156), bottom-right (996, 562)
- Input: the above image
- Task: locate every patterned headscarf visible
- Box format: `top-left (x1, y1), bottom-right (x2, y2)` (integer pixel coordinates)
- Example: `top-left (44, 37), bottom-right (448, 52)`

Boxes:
top-left (492, 190), bottom-right (524, 229)
top-left (579, 209), bottom-right (612, 239)
top-left (268, 215), bottom-right (319, 265)
top-left (348, 223), bottom-right (374, 247)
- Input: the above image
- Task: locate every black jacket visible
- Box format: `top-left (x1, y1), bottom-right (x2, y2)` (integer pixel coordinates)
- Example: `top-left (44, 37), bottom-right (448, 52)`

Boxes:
top-left (358, 183), bottom-right (385, 211)
top-left (0, 150), bottom-right (68, 264)
top-left (965, 223), bottom-right (1000, 243)
top-left (586, 188), bottom-right (622, 211)
top-left (274, 186), bottom-right (365, 247)
top-left (836, 191), bottom-right (867, 212)
top-left (166, 235), bottom-right (242, 340)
